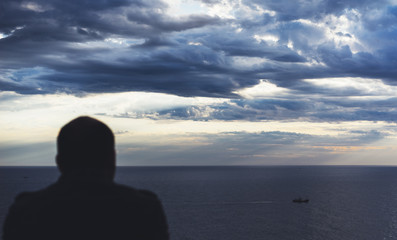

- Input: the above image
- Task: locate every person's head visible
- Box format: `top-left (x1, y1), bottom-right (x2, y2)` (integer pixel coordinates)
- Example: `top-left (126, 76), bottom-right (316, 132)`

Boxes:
top-left (56, 116), bottom-right (116, 180)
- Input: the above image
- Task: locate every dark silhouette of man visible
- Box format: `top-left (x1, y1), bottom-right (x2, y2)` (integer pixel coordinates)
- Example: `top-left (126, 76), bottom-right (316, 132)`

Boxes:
top-left (3, 116), bottom-right (169, 240)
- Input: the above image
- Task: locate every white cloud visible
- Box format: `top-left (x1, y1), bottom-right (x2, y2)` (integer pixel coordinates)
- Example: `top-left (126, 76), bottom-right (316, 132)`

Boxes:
top-left (204, 0), bottom-right (236, 19)
top-left (304, 77), bottom-right (397, 97)
top-left (2, 89), bottom-right (397, 165)
top-left (236, 80), bottom-right (289, 98)
top-left (230, 56), bottom-right (268, 69)
top-left (165, 0), bottom-right (208, 16)
top-left (0, 33), bottom-right (8, 40)
top-left (21, 2), bottom-right (52, 12)
top-left (0, 26), bottom-right (25, 40)
top-left (253, 34), bottom-right (279, 45)
top-left (188, 41), bottom-right (202, 45)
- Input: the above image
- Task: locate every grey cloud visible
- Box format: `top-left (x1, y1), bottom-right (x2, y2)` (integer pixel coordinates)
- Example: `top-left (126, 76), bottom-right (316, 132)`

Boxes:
top-left (0, 141), bottom-right (55, 166)
top-left (316, 43), bottom-right (397, 82)
top-left (361, 5), bottom-right (397, 31)
top-left (200, 0), bottom-right (221, 5)
top-left (0, 0), bottom-right (231, 96)
top-left (34, 47), bottom-right (255, 97)
top-left (0, 80), bottom-right (42, 94)
top-left (0, 130), bottom-right (389, 166)
top-left (336, 32), bottom-right (352, 38)
top-left (127, 11), bottom-right (222, 32)
top-left (0, 0), bottom-right (220, 42)
top-left (108, 96), bottom-right (397, 123)
top-left (198, 31), bottom-right (307, 62)
top-left (116, 130), bottom-right (388, 165)
top-left (247, 0), bottom-right (388, 21)
top-left (348, 130), bottom-right (385, 143)
top-left (1, 0), bottom-right (397, 102)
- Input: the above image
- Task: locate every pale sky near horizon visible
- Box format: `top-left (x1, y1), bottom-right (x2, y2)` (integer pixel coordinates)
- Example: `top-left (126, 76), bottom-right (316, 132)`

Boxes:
top-left (1, 0), bottom-right (397, 166)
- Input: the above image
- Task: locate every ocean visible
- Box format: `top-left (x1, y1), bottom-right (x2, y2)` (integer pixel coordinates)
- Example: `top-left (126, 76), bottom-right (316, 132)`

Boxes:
top-left (1, 166), bottom-right (397, 240)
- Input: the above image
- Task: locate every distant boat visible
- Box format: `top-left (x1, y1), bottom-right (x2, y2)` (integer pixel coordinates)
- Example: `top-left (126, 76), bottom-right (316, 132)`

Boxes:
top-left (292, 198), bottom-right (309, 203)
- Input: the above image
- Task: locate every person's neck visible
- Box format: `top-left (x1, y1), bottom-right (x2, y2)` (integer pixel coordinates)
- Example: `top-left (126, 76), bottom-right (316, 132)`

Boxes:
top-left (59, 168), bottom-right (114, 184)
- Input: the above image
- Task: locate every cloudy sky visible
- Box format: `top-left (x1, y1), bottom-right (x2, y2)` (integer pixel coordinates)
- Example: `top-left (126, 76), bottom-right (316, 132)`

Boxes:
top-left (1, 0), bottom-right (397, 166)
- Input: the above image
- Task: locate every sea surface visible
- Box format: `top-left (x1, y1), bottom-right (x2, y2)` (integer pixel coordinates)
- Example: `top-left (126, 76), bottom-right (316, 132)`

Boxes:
top-left (1, 166), bottom-right (397, 240)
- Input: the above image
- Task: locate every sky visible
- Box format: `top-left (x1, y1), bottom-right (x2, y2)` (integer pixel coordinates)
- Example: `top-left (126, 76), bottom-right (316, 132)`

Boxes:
top-left (1, 0), bottom-right (397, 166)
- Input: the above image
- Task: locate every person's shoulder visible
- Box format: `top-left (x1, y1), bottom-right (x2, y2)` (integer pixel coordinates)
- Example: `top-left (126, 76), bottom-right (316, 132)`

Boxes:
top-left (9, 184), bottom-right (57, 211)
top-left (17, 184), bottom-right (53, 199)
top-left (138, 189), bottom-right (159, 198)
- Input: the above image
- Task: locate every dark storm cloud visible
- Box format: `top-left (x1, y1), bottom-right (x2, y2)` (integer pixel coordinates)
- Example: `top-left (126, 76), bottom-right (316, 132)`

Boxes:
top-left (1, 0), bottom-right (397, 111)
top-left (0, 80), bottom-right (41, 94)
top-left (197, 31), bottom-right (307, 62)
top-left (0, 0), bottom-right (233, 96)
top-left (35, 47), bottom-right (254, 97)
top-left (126, 10), bottom-right (221, 32)
top-left (315, 44), bottom-right (397, 82)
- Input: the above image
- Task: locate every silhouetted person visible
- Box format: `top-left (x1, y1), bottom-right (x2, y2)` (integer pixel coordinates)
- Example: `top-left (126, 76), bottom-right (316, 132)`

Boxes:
top-left (3, 116), bottom-right (169, 240)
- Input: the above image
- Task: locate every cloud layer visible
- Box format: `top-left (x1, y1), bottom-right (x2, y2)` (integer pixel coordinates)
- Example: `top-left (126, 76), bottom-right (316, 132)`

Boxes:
top-left (2, 0), bottom-right (397, 166)
top-left (2, 129), bottom-right (394, 166)
top-left (1, 0), bottom-right (397, 99)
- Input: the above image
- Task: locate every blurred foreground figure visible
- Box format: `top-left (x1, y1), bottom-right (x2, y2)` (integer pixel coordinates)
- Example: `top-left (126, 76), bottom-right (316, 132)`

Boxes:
top-left (3, 116), bottom-right (169, 240)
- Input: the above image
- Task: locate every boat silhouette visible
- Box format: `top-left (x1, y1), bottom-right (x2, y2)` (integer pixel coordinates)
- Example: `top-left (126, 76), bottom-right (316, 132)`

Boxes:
top-left (292, 198), bottom-right (309, 203)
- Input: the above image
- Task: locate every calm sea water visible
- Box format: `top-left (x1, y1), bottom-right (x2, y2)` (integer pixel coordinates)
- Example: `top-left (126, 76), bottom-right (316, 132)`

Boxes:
top-left (1, 166), bottom-right (397, 240)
